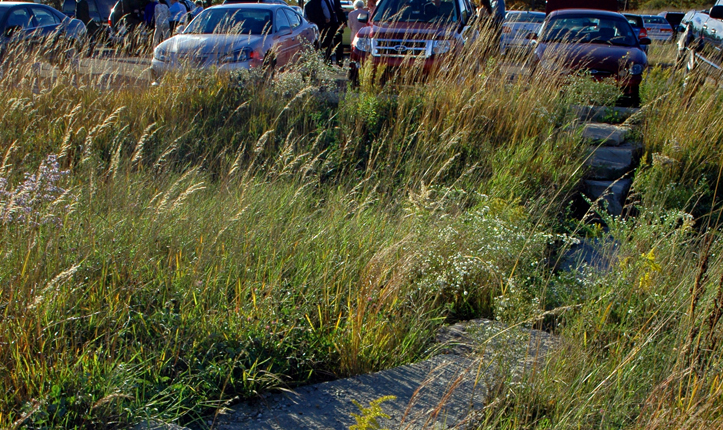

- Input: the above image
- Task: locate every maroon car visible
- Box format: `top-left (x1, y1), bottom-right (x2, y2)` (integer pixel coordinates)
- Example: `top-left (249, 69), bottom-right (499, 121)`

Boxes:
top-left (349, 0), bottom-right (477, 74)
top-left (532, 9), bottom-right (650, 105)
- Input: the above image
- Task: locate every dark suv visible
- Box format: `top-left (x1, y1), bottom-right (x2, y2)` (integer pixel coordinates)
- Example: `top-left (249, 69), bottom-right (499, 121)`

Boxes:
top-left (349, 0), bottom-right (477, 73)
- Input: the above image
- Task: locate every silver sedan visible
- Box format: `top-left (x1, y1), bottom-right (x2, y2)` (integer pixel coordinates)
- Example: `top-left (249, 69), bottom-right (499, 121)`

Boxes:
top-left (152, 4), bottom-right (318, 77)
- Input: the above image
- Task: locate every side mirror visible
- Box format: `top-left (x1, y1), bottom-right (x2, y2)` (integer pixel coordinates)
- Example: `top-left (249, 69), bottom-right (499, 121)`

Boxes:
top-left (710, 5), bottom-right (723, 19)
top-left (639, 37), bottom-right (651, 45)
top-left (4, 25), bottom-right (21, 38)
top-left (357, 12), bottom-right (368, 24)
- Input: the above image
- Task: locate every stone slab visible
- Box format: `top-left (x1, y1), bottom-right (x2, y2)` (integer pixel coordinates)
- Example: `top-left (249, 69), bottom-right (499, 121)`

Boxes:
top-left (560, 238), bottom-right (620, 273)
top-left (582, 123), bottom-right (630, 146)
top-left (211, 321), bottom-right (555, 430)
top-left (572, 105), bottom-right (640, 123)
top-left (583, 179), bottom-right (633, 216)
top-left (585, 143), bottom-right (642, 180)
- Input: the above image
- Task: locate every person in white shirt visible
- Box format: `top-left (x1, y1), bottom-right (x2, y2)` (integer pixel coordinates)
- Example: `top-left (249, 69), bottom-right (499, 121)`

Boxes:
top-left (154, 0), bottom-right (171, 46)
top-left (347, 0), bottom-right (366, 39)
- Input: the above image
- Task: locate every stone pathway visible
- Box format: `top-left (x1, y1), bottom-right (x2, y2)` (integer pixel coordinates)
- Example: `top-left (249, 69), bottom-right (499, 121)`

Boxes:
top-left (207, 320), bottom-right (555, 430)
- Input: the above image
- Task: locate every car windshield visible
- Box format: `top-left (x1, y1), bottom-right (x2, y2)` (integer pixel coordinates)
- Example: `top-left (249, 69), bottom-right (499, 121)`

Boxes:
top-left (540, 14), bottom-right (638, 46)
top-left (643, 16), bottom-right (667, 24)
top-left (184, 8), bottom-right (272, 34)
top-left (372, 0), bottom-right (458, 24)
top-left (624, 15), bottom-right (642, 28)
top-left (506, 12), bottom-right (544, 23)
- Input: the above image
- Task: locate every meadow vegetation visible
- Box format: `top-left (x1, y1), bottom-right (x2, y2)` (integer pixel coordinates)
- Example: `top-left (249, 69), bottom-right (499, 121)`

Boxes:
top-left (0, 31), bottom-right (722, 430)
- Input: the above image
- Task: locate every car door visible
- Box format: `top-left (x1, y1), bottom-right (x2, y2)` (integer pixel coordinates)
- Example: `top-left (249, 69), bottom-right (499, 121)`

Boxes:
top-left (273, 8), bottom-right (294, 67)
top-left (283, 7), bottom-right (308, 60)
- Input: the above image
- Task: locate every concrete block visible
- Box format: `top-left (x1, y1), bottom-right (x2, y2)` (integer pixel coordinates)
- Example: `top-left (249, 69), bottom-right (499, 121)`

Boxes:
top-left (586, 143), bottom-right (642, 180)
top-left (582, 123), bottom-right (630, 146)
top-left (584, 179), bottom-right (632, 216)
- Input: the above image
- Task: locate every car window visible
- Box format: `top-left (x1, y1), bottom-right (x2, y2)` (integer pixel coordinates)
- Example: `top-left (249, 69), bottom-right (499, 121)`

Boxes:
top-left (541, 14), bottom-right (637, 46)
top-left (283, 8), bottom-right (300, 29)
top-left (184, 8), bottom-right (273, 34)
top-left (63, 0), bottom-right (77, 15)
top-left (624, 15), bottom-right (642, 28)
top-left (373, 0), bottom-right (458, 23)
top-left (276, 8), bottom-right (290, 31)
top-left (459, 0), bottom-right (468, 24)
top-left (5, 7), bottom-right (32, 29)
top-left (30, 6), bottom-right (61, 26)
top-left (506, 12), bottom-right (544, 23)
top-left (643, 16), bottom-right (667, 25)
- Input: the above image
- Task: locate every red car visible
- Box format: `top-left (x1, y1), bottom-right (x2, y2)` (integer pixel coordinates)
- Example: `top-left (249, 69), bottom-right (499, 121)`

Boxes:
top-left (532, 9), bottom-right (650, 105)
top-left (349, 0), bottom-right (477, 75)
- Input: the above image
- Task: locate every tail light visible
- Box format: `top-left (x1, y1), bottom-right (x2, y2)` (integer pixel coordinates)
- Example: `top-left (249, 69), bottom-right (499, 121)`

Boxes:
top-left (639, 28), bottom-right (647, 38)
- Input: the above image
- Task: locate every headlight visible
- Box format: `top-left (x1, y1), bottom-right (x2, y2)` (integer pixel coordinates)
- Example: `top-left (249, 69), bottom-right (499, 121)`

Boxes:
top-left (630, 63), bottom-right (644, 75)
top-left (220, 48), bottom-right (252, 64)
top-left (353, 35), bottom-right (371, 52)
top-left (154, 48), bottom-right (168, 62)
top-left (432, 39), bottom-right (452, 55)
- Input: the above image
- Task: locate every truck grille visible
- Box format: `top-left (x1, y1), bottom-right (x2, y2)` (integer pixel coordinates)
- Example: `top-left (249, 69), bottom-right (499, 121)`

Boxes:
top-left (372, 39), bottom-right (430, 58)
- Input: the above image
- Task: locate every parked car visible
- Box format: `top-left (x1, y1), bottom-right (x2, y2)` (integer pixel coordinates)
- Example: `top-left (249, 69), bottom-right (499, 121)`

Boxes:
top-left (531, 9), bottom-right (650, 105)
top-left (545, 0), bottom-right (617, 14)
top-left (223, 0), bottom-right (288, 4)
top-left (62, 0), bottom-right (116, 27)
top-left (151, 4), bottom-right (319, 77)
top-left (349, 0), bottom-right (478, 74)
top-left (501, 10), bottom-right (544, 52)
top-left (683, 3), bottom-right (723, 76)
top-left (642, 14), bottom-right (674, 42)
top-left (0, 2), bottom-right (86, 60)
top-left (658, 11), bottom-right (684, 35)
top-left (623, 13), bottom-right (647, 52)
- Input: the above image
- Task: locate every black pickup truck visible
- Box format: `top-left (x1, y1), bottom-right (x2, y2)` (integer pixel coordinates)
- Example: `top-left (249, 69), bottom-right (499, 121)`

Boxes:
top-left (681, 2), bottom-right (723, 76)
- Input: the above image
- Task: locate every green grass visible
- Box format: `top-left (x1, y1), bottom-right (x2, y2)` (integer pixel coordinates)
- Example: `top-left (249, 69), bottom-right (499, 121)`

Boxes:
top-left (3, 27), bottom-right (723, 430)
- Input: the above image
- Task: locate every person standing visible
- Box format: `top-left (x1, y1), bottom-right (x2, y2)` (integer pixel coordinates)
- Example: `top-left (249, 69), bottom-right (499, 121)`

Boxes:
top-left (168, 0), bottom-right (187, 34)
top-left (154, 0), bottom-right (171, 45)
top-left (192, 0), bottom-right (203, 17)
top-left (347, 0), bottom-right (365, 40)
top-left (75, 0), bottom-right (91, 25)
top-left (480, 0), bottom-right (504, 53)
top-left (304, 0), bottom-right (328, 40)
top-left (321, 0), bottom-right (346, 65)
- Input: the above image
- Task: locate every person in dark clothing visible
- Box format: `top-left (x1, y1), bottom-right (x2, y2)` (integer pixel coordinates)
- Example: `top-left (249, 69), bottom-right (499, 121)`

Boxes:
top-left (321, 0), bottom-right (346, 66)
top-left (479, 0), bottom-right (504, 53)
top-left (75, 0), bottom-right (91, 25)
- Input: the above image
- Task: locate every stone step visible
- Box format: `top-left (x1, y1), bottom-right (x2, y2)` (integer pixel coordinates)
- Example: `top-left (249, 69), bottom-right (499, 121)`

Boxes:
top-left (585, 143), bottom-right (642, 181)
top-left (560, 238), bottom-right (620, 273)
top-left (572, 105), bottom-right (640, 124)
top-left (582, 123), bottom-right (631, 147)
top-left (210, 320), bottom-right (555, 430)
top-left (583, 179), bottom-right (633, 216)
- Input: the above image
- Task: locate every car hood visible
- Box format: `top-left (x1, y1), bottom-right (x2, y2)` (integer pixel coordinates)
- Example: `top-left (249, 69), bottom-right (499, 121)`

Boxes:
top-left (535, 42), bottom-right (647, 73)
top-left (156, 33), bottom-right (267, 57)
top-left (359, 21), bottom-right (459, 40)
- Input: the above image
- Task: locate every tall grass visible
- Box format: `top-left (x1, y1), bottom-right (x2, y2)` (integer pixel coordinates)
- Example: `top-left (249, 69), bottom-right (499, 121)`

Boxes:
top-left (6, 22), bottom-right (715, 430)
top-left (0, 28), bottom-right (599, 427)
top-left (474, 62), bottom-right (723, 430)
